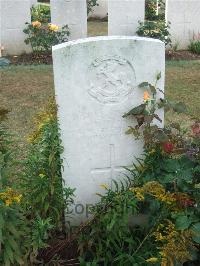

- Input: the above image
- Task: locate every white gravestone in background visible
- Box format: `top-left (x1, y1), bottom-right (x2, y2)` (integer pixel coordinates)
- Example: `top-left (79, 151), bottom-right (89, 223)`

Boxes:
top-left (166, 0), bottom-right (200, 49)
top-left (52, 36), bottom-right (165, 225)
top-left (108, 0), bottom-right (145, 36)
top-left (30, 0), bottom-right (37, 7)
top-left (0, 0), bottom-right (31, 55)
top-left (50, 0), bottom-right (87, 40)
top-left (88, 0), bottom-right (108, 19)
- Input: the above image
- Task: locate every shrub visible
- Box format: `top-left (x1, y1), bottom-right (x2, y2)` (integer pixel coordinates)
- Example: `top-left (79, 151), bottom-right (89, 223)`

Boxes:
top-left (87, 0), bottom-right (99, 15)
top-left (0, 100), bottom-right (75, 264)
top-left (189, 40), bottom-right (200, 55)
top-left (23, 22), bottom-right (70, 53)
top-left (21, 99), bottom-right (75, 231)
top-left (137, 20), bottom-right (171, 46)
top-left (31, 4), bottom-right (51, 23)
top-left (145, 0), bottom-right (165, 21)
top-left (0, 117), bottom-right (28, 265)
top-left (78, 75), bottom-right (200, 265)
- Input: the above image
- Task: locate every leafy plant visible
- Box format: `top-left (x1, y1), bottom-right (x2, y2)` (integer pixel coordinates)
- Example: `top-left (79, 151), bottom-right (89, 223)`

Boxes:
top-left (78, 75), bottom-right (200, 265)
top-left (20, 99), bottom-right (75, 231)
top-left (0, 116), bottom-right (28, 266)
top-left (189, 40), bottom-right (200, 55)
top-left (23, 22), bottom-right (70, 53)
top-left (87, 0), bottom-right (99, 15)
top-left (31, 4), bottom-right (51, 23)
top-left (145, 0), bottom-right (165, 21)
top-left (137, 20), bottom-right (171, 46)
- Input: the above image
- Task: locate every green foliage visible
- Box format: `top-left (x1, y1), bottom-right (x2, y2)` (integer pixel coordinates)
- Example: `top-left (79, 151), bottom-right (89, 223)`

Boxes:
top-left (87, 0), bottom-right (99, 15)
top-left (20, 100), bottom-right (74, 230)
top-left (0, 119), bottom-right (28, 266)
top-left (0, 203), bottom-right (28, 266)
top-left (78, 75), bottom-right (200, 265)
top-left (189, 40), bottom-right (200, 55)
top-left (137, 20), bottom-right (171, 46)
top-left (23, 22), bottom-right (70, 53)
top-left (145, 0), bottom-right (165, 21)
top-left (0, 100), bottom-right (75, 264)
top-left (79, 182), bottom-right (159, 265)
top-left (31, 4), bottom-right (51, 23)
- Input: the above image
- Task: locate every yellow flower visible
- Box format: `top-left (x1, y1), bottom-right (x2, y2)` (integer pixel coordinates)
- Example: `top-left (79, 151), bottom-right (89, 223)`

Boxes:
top-left (5, 199), bottom-right (12, 206)
top-left (0, 187), bottom-right (22, 206)
top-left (39, 173), bottom-right (45, 178)
top-left (100, 184), bottom-right (108, 190)
top-left (146, 257), bottom-right (159, 263)
top-left (32, 21), bottom-right (41, 28)
top-left (13, 195), bottom-right (22, 203)
top-left (130, 187), bottom-right (145, 201)
top-left (48, 23), bottom-right (59, 31)
top-left (149, 149), bottom-right (156, 155)
top-left (144, 91), bottom-right (151, 101)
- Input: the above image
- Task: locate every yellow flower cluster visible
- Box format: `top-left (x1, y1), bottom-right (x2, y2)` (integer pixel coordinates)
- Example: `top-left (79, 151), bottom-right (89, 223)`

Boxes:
top-left (48, 23), bottom-right (59, 31)
top-left (130, 181), bottom-right (176, 205)
top-left (154, 220), bottom-right (193, 265)
top-left (0, 188), bottom-right (22, 206)
top-left (130, 187), bottom-right (145, 201)
top-left (27, 98), bottom-right (57, 143)
top-left (32, 21), bottom-right (41, 28)
top-left (146, 257), bottom-right (159, 263)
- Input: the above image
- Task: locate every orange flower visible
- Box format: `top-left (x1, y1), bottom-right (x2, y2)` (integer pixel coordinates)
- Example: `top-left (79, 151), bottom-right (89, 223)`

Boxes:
top-left (32, 21), bottom-right (41, 28)
top-left (144, 91), bottom-right (150, 101)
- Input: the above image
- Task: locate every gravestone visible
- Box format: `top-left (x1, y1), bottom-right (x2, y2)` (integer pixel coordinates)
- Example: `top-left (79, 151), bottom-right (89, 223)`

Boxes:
top-left (166, 0), bottom-right (200, 49)
top-left (50, 0), bottom-right (87, 40)
top-left (52, 36), bottom-right (165, 225)
top-left (0, 0), bottom-right (31, 55)
top-left (30, 0), bottom-right (37, 7)
top-left (88, 0), bottom-right (108, 19)
top-left (108, 0), bottom-right (145, 36)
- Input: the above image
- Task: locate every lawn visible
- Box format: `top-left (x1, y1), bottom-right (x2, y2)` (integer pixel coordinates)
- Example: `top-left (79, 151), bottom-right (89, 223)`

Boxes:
top-left (1, 60), bottom-right (200, 150)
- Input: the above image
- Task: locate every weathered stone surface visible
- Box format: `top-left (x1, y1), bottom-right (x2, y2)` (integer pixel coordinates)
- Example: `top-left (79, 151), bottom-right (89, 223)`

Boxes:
top-left (166, 0), bottom-right (200, 49)
top-left (0, 0), bottom-right (31, 55)
top-left (88, 0), bottom-right (108, 19)
top-left (50, 0), bottom-right (87, 40)
top-left (52, 36), bottom-right (165, 225)
top-left (30, 0), bottom-right (37, 7)
top-left (108, 0), bottom-right (145, 36)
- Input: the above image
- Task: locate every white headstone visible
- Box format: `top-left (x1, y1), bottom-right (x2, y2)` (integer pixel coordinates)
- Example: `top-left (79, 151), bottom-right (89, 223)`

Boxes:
top-left (52, 36), bottom-right (165, 225)
top-left (50, 0), bottom-right (87, 40)
top-left (30, 0), bottom-right (37, 7)
top-left (166, 0), bottom-right (200, 49)
top-left (88, 0), bottom-right (108, 19)
top-left (0, 0), bottom-right (31, 55)
top-left (108, 0), bottom-right (145, 36)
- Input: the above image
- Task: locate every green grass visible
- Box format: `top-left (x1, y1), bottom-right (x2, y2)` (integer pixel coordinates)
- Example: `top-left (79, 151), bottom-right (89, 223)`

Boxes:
top-left (88, 21), bottom-right (108, 36)
top-left (1, 60), bottom-right (200, 149)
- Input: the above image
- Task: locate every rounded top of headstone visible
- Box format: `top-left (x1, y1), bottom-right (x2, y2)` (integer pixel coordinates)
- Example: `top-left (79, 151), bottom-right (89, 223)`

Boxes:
top-left (52, 36), bottom-right (164, 52)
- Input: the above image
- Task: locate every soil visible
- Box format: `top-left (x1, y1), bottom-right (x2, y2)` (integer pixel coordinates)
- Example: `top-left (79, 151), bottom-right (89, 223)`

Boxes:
top-left (4, 50), bottom-right (200, 66)
top-left (6, 52), bottom-right (52, 65)
top-left (166, 50), bottom-right (200, 60)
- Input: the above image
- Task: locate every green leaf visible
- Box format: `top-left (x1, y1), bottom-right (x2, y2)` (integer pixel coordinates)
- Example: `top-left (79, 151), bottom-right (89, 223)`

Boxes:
top-left (138, 82), bottom-right (149, 88)
top-left (156, 72), bottom-right (161, 80)
top-left (172, 102), bottom-right (187, 114)
top-left (123, 104), bottom-right (146, 117)
top-left (191, 223), bottom-right (200, 244)
top-left (175, 215), bottom-right (192, 230)
top-left (150, 85), bottom-right (156, 94)
top-left (154, 129), bottom-right (169, 142)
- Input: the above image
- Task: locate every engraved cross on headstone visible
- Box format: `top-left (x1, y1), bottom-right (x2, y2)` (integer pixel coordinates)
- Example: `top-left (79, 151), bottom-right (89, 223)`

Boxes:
top-left (91, 144), bottom-right (131, 183)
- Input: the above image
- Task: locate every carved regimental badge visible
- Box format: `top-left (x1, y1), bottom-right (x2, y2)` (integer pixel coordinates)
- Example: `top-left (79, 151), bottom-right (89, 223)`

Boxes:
top-left (88, 56), bottom-right (136, 104)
